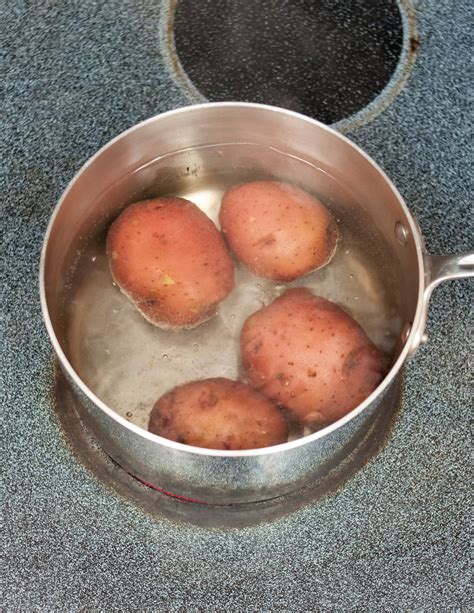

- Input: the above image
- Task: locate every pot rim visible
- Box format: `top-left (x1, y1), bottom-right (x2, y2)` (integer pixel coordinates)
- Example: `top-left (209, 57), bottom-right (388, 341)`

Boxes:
top-left (39, 101), bottom-right (425, 458)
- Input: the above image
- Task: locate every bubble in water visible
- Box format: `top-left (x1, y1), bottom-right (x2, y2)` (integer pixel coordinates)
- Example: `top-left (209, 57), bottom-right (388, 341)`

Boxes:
top-left (162, 354), bottom-right (169, 360)
top-left (91, 255), bottom-right (97, 262)
top-left (230, 314), bottom-right (235, 320)
top-left (349, 273), bottom-right (354, 279)
top-left (126, 411), bottom-right (133, 417)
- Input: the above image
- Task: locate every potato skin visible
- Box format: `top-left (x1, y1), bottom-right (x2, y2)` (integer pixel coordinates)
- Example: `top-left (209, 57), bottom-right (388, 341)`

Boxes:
top-left (107, 197), bottom-right (234, 328)
top-left (219, 181), bottom-right (337, 281)
top-left (148, 378), bottom-right (288, 450)
top-left (240, 288), bottom-right (384, 426)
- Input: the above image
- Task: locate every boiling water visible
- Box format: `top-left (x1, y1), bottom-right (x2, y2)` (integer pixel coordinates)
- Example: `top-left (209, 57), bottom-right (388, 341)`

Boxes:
top-left (64, 144), bottom-right (401, 435)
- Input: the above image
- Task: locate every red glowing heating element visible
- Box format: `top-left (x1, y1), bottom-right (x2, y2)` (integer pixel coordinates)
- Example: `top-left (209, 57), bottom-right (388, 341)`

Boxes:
top-left (132, 475), bottom-right (208, 505)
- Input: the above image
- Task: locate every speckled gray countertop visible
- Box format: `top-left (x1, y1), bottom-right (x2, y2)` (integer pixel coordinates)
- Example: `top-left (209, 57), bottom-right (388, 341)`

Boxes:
top-left (2, 0), bottom-right (472, 609)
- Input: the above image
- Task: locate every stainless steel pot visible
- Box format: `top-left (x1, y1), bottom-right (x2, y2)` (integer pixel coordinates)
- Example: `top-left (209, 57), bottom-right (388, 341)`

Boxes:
top-left (40, 103), bottom-right (473, 504)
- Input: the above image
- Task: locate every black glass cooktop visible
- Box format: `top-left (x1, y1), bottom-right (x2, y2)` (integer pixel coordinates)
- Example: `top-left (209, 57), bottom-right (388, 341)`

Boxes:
top-left (173, 0), bottom-right (404, 123)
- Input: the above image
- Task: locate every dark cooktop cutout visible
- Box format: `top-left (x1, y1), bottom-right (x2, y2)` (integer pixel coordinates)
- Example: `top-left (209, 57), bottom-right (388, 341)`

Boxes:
top-left (173, 0), bottom-right (404, 124)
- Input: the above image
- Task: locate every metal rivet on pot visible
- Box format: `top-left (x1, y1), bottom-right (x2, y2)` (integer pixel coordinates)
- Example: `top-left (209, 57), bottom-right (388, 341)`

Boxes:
top-left (401, 322), bottom-right (412, 342)
top-left (395, 222), bottom-right (408, 245)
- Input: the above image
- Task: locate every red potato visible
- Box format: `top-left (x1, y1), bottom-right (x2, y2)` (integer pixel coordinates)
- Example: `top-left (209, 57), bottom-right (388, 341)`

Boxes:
top-left (219, 181), bottom-right (337, 281)
top-left (107, 197), bottom-right (234, 328)
top-left (240, 288), bottom-right (385, 426)
top-left (148, 378), bottom-right (288, 450)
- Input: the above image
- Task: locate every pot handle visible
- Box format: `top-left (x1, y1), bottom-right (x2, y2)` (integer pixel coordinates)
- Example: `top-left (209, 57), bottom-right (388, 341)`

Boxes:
top-left (408, 251), bottom-right (474, 357)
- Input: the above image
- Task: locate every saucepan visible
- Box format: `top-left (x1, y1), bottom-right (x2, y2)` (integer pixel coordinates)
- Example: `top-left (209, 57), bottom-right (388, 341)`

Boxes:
top-left (40, 103), bottom-right (473, 504)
